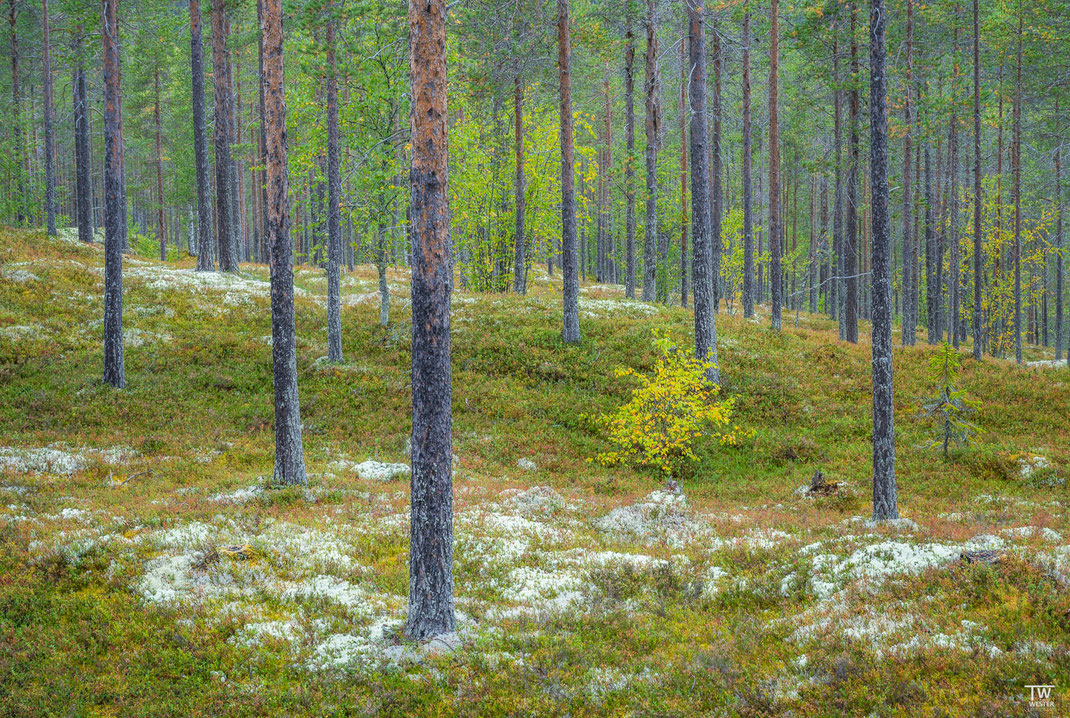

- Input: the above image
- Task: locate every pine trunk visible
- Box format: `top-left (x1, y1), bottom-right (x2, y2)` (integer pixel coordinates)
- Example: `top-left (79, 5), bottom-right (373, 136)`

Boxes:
top-left (260, 0), bottom-right (307, 486)
top-left (191, 0), bottom-right (214, 270)
top-left (769, 0), bottom-right (782, 329)
top-left (641, 0), bottom-right (659, 303)
top-left (687, 1), bottom-right (720, 385)
top-left (624, 12), bottom-right (636, 298)
top-left (513, 74), bottom-right (526, 293)
top-left (42, 0), bottom-right (56, 235)
top-left (212, 0), bottom-right (236, 271)
top-left (102, 0), bottom-right (125, 388)
top-left (558, 0), bottom-right (580, 343)
top-left (742, 12), bottom-right (755, 318)
top-left (326, 11), bottom-right (343, 362)
top-left (406, 0), bottom-right (456, 642)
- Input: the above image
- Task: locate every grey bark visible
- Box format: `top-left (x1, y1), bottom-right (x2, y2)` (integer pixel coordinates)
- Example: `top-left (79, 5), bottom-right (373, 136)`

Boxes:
top-left (687, 0), bottom-right (719, 385)
top-left (212, 0), bottom-right (236, 272)
top-left (844, 6), bottom-right (859, 344)
top-left (42, 0), bottom-right (56, 235)
top-left (768, 0), bottom-right (781, 330)
top-left (869, 0), bottom-right (897, 521)
top-left (102, 0), bottom-right (125, 388)
top-left (641, 0), bottom-right (659, 303)
top-left (902, 0), bottom-right (915, 344)
top-left (191, 0), bottom-right (214, 270)
top-left (326, 12), bottom-right (343, 362)
top-left (624, 11), bottom-right (637, 298)
top-left (742, 12), bottom-right (754, 318)
top-left (710, 21), bottom-right (723, 312)
top-left (972, 0), bottom-right (983, 360)
top-left (513, 74), bottom-right (526, 293)
top-left (73, 52), bottom-right (93, 243)
top-left (558, 0), bottom-right (580, 343)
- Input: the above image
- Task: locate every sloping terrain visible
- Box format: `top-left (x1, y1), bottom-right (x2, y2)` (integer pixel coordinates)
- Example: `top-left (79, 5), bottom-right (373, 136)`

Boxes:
top-left (0, 227), bottom-right (1068, 716)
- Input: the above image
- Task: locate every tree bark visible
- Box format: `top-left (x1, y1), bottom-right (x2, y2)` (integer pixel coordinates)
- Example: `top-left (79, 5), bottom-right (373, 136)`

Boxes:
top-left (687, 0), bottom-right (720, 385)
top-left (42, 0), bottom-right (56, 235)
top-left (832, 39), bottom-right (842, 327)
top-left (902, 0), bottom-right (915, 344)
top-left (406, 0), bottom-right (456, 642)
top-left (869, 0), bottom-right (897, 520)
top-left (710, 20), bottom-right (723, 312)
top-left (154, 65), bottom-right (167, 260)
top-left (844, 4), bottom-right (859, 343)
top-left (742, 12), bottom-right (755, 318)
top-left (8, 0), bottom-right (24, 225)
top-left (191, 0), bottom-right (214, 270)
top-left (1057, 134), bottom-right (1064, 362)
top-left (73, 55), bottom-right (93, 243)
top-left (212, 0), bottom-right (236, 271)
top-left (260, 0), bottom-right (307, 486)
top-left (102, 0), bottom-right (125, 389)
top-left (769, 0), bottom-right (781, 329)
top-left (679, 29), bottom-right (688, 308)
top-left (326, 10), bottom-right (343, 362)
top-left (1013, 7), bottom-right (1023, 364)
top-left (624, 11), bottom-right (637, 298)
top-left (513, 74), bottom-right (526, 293)
top-left (641, 0), bottom-right (659, 303)
top-left (558, 0), bottom-right (580, 343)
top-left (972, 0), bottom-right (983, 359)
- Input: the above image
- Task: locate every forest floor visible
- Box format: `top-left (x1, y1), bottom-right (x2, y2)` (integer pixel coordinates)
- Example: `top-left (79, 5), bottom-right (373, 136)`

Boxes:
top-left (0, 226), bottom-right (1068, 716)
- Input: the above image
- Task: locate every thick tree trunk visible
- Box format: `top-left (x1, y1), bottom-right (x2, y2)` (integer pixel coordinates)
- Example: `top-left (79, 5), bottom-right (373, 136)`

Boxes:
top-left (326, 12), bottom-right (343, 362)
top-left (624, 12), bottom-right (636, 298)
top-left (212, 0), bottom-right (236, 271)
top-left (742, 12), bottom-right (755, 318)
top-left (558, 0), bottom-right (580, 343)
top-left (641, 0), bottom-right (659, 303)
top-left (257, 0), bottom-right (269, 260)
top-left (769, 0), bottom-right (782, 329)
top-left (74, 57), bottom-right (93, 242)
top-left (869, 0), bottom-right (897, 520)
top-left (406, 0), bottom-right (456, 642)
top-left (260, 0), bottom-right (307, 486)
top-left (513, 74), bottom-right (526, 293)
top-left (191, 0), bottom-right (214, 270)
top-left (42, 0), bottom-right (56, 235)
top-left (687, 1), bottom-right (719, 385)
top-left (154, 66), bottom-right (167, 260)
top-left (710, 21), bottom-right (723, 312)
top-left (102, 0), bottom-right (125, 388)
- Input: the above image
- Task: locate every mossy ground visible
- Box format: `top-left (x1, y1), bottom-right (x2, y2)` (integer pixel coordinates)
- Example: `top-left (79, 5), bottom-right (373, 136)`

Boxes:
top-left (0, 227), bottom-right (1067, 716)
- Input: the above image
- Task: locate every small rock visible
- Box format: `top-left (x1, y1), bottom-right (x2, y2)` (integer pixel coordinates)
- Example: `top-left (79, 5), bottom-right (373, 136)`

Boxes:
top-left (422, 631), bottom-right (461, 657)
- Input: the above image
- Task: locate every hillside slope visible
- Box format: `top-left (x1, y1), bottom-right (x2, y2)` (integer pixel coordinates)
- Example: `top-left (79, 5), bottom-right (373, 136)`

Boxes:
top-left (0, 228), bottom-right (1067, 716)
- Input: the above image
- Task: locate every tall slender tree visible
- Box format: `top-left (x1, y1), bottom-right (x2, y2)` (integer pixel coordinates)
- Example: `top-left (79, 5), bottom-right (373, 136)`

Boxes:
top-left (641, 0), bottom-right (659, 303)
top-left (902, 0), bottom-right (916, 345)
top-left (1056, 135), bottom-right (1064, 362)
top-left (42, 0), bottom-right (56, 236)
top-left (1012, 4), bottom-right (1023, 364)
top-left (73, 52), bottom-right (92, 243)
top-left (678, 29), bottom-right (688, 307)
top-left (558, 0), bottom-right (580, 343)
top-left (624, 8), bottom-right (637, 299)
top-left (741, 11), bottom-right (754, 318)
top-left (191, 0), bottom-right (214, 271)
top-left (406, 0), bottom-right (456, 641)
top-left (869, 0), bottom-right (897, 520)
top-left (971, 0), bottom-right (982, 360)
top-left (260, 0), bottom-right (307, 486)
top-left (325, 7), bottom-right (343, 362)
top-left (212, 0), bottom-right (237, 271)
top-left (687, 0), bottom-right (719, 385)
top-left (513, 73), bottom-right (526, 293)
top-left (768, 0), bottom-right (781, 330)
top-left (154, 66), bottom-right (166, 260)
top-left (844, 3), bottom-right (859, 343)
top-left (709, 18), bottom-right (723, 312)
top-left (102, 0), bottom-right (125, 388)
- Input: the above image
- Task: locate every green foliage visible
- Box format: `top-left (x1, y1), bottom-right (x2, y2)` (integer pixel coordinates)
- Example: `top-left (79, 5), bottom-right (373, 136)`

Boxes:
top-left (921, 343), bottom-right (980, 457)
top-left (590, 332), bottom-right (745, 476)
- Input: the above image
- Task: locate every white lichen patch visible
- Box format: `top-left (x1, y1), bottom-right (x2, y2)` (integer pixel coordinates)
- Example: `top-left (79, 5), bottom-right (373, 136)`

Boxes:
top-left (0, 444), bottom-right (137, 475)
top-left (351, 461), bottom-right (410, 483)
top-left (578, 297), bottom-right (659, 319)
top-left (208, 485), bottom-right (263, 504)
top-left (123, 327), bottom-right (173, 347)
top-left (594, 489), bottom-right (716, 548)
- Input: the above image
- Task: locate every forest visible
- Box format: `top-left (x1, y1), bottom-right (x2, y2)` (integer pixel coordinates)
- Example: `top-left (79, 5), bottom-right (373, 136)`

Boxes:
top-left (0, 0), bottom-right (1068, 713)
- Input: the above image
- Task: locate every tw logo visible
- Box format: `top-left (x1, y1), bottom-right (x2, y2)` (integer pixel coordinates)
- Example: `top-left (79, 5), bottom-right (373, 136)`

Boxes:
top-left (1026, 684), bottom-right (1055, 707)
